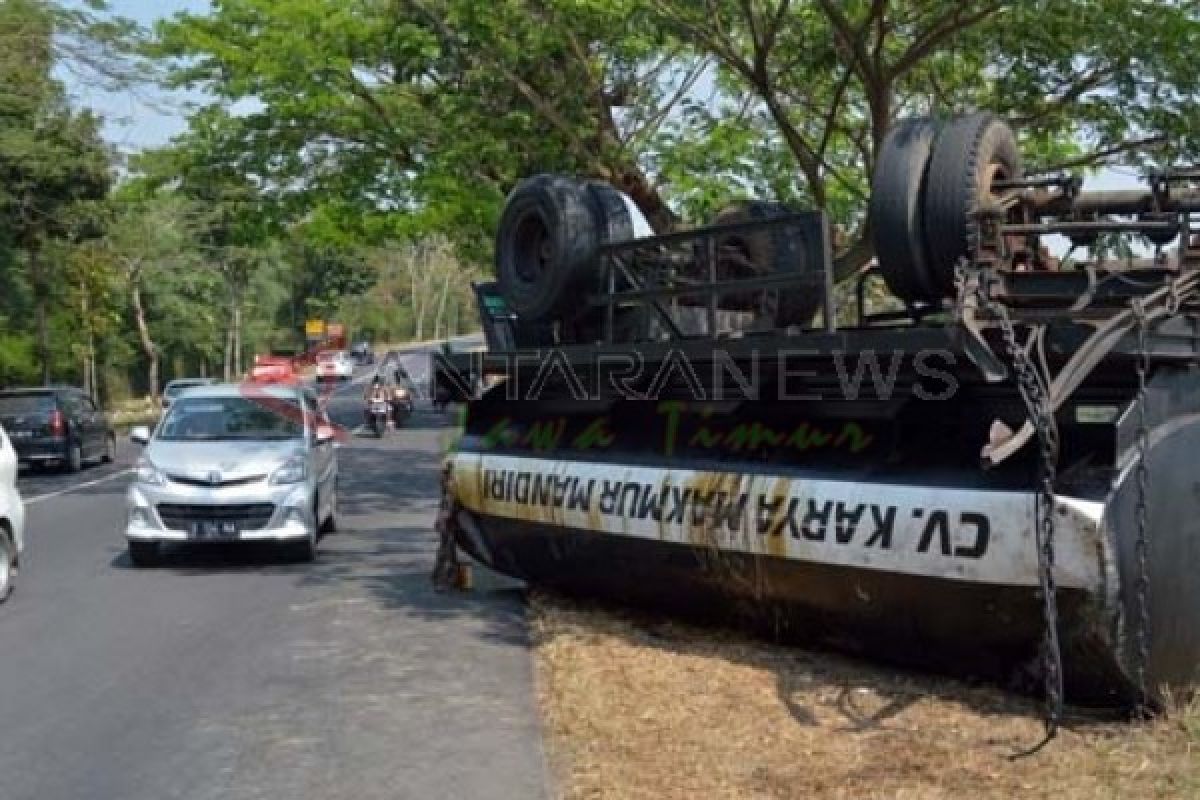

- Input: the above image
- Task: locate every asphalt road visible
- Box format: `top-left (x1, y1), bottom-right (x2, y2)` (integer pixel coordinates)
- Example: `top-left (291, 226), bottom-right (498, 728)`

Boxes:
top-left (0, 355), bottom-right (548, 800)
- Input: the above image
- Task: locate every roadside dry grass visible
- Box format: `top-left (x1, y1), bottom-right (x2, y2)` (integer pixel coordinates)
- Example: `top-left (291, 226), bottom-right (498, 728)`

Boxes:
top-left (531, 592), bottom-right (1200, 800)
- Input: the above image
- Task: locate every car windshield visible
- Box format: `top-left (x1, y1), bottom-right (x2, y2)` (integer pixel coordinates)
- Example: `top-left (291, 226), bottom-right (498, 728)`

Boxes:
top-left (0, 393), bottom-right (55, 414)
top-left (157, 395), bottom-right (305, 441)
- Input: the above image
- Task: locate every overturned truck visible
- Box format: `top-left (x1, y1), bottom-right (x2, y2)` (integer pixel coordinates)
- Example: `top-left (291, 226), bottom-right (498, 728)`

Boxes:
top-left (435, 112), bottom-right (1200, 711)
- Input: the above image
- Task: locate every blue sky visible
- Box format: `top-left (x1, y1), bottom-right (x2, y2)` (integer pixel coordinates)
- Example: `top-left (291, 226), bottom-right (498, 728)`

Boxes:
top-left (62, 0), bottom-right (209, 154)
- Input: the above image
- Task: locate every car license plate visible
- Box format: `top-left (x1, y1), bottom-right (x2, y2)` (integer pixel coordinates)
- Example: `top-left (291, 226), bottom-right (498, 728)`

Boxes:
top-left (191, 521), bottom-right (239, 539)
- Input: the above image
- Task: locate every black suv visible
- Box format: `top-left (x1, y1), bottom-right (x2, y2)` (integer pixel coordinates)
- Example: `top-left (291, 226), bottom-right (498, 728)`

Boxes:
top-left (0, 387), bottom-right (115, 472)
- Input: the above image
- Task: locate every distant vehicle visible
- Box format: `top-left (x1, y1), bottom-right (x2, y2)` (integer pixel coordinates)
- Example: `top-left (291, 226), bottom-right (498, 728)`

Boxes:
top-left (125, 383), bottom-right (339, 566)
top-left (350, 341), bottom-right (374, 366)
top-left (0, 387), bottom-right (115, 473)
top-left (316, 350), bottom-right (355, 382)
top-left (248, 355), bottom-right (297, 384)
top-left (0, 423), bottom-right (26, 602)
top-left (162, 378), bottom-right (217, 408)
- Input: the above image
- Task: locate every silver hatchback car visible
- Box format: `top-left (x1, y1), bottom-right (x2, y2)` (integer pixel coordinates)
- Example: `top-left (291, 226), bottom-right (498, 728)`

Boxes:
top-left (125, 384), bottom-right (338, 565)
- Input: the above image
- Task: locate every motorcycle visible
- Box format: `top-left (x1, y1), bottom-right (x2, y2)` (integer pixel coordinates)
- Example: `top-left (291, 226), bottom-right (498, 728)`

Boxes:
top-left (391, 385), bottom-right (414, 427)
top-left (367, 398), bottom-right (391, 438)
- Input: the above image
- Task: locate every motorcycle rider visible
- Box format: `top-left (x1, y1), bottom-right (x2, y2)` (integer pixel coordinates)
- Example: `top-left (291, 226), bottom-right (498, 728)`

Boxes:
top-left (364, 375), bottom-right (390, 429)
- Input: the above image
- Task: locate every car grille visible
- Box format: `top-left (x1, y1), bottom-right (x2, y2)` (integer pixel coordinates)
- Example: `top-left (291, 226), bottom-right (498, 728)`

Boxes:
top-left (156, 503), bottom-right (276, 531)
top-left (165, 473), bottom-right (266, 489)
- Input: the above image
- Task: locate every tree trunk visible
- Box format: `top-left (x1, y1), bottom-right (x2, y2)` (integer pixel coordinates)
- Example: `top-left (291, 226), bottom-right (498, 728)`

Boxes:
top-left (407, 253), bottom-right (425, 341)
top-left (29, 248), bottom-right (51, 385)
top-left (130, 280), bottom-right (160, 400)
top-left (233, 299), bottom-right (243, 376)
top-left (433, 274), bottom-right (451, 340)
top-left (223, 326), bottom-right (233, 382)
top-left (614, 169), bottom-right (678, 233)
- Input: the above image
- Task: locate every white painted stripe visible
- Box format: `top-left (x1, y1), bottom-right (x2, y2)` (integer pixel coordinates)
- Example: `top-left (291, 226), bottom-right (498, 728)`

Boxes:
top-left (451, 453), bottom-right (1108, 590)
top-left (24, 468), bottom-right (133, 505)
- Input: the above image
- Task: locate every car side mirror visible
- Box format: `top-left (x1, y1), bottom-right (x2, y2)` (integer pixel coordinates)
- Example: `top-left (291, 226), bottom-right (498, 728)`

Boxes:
top-left (130, 425), bottom-right (151, 445)
top-left (315, 424), bottom-right (336, 445)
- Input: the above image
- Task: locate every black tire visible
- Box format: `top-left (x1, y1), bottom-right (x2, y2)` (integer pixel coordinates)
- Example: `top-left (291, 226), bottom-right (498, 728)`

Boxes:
top-left (0, 528), bottom-right (16, 603)
top-left (584, 181), bottom-right (634, 244)
top-left (101, 433), bottom-right (116, 464)
top-left (495, 174), bottom-right (600, 322)
top-left (64, 442), bottom-right (83, 474)
top-left (287, 534), bottom-right (317, 564)
top-left (319, 490), bottom-right (338, 534)
top-left (567, 181), bottom-right (654, 344)
top-left (709, 202), bottom-right (825, 327)
top-left (128, 541), bottom-right (160, 568)
top-left (922, 112), bottom-right (1022, 296)
top-left (870, 117), bottom-right (941, 304)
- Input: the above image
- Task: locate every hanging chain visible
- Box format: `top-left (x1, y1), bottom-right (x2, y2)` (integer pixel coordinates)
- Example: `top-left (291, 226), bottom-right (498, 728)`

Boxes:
top-left (965, 262), bottom-right (1064, 748)
top-left (1131, 298), bottom-right (1153, 715)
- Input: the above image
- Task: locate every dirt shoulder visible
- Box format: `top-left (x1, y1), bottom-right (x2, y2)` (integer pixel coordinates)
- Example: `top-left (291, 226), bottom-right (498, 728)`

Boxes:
top-left (531, 593), bottom-right (1200, 800)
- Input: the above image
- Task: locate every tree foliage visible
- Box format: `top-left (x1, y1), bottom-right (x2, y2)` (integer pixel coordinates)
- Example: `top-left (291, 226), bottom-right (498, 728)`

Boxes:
top-left (5, 0), bottom-right (1200, 403)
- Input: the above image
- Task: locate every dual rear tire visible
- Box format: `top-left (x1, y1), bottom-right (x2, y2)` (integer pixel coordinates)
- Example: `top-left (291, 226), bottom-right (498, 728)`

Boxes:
top-left (871, 113), bottom-right (1022, 304)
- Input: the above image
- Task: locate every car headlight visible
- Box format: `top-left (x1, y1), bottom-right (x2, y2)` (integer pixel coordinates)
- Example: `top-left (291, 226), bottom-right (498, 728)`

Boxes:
top-left (392, 387), bottom-right (409, 399)
top-left (270, 456), bottom-right (308, 485)
top-left (135, 458), bottom-right (165, 486)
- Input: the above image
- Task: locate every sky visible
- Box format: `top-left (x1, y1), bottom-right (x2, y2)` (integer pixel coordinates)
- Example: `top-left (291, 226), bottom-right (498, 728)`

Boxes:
top-left (61, 0), bottom-right (209, 155)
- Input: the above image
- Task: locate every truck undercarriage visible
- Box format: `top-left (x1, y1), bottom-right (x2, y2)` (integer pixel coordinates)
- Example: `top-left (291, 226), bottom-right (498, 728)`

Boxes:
top-left (436, 112), bottom-right (1200, 724)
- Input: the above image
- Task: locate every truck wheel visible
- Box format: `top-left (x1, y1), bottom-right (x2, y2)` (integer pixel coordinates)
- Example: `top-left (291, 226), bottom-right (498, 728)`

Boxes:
top-left (568, 181), bottom-right (654, 343)
top-left (709, 202), bottom-right (824, 327)
top-left (495, 174), bottom-right (600, 322)
top-left (870, 117), bottom-right (941, 304)
top-left (922, 113), bottom-right (1021, 296)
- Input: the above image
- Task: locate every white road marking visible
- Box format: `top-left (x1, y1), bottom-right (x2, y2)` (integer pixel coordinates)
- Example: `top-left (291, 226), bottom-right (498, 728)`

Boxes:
top-left (24, 468), bottom-right (134, 505)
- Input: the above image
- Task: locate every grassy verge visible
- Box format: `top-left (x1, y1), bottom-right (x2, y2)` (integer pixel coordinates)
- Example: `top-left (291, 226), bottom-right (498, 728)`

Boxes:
top-left (107, 398), bottom-right (160, 432)
top-left (531, 593), bottom-right (1200, 800)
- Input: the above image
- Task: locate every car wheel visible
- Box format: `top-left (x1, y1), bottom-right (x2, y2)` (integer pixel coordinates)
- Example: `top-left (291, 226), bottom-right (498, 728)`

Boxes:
top-left (101, 433), bottom-right (116, 464)
top-left (288, 532), bottom-right (317, 563)
top-left (64, 442), bottom-right (83, 473)
top-left (320, 491), bottom-right (338, 535)
top-left (0, 529), bottom-right (17, 603)
top-left (128, 541), bottom-right (160, 568)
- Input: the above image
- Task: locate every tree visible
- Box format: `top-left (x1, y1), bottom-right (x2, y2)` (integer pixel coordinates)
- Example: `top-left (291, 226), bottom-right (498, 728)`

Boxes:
top-left (0, 0), bottom-right (112, 383)
top-left (152, 0), bottom-right (702, 250)
top-left (154, 0), bottom-right (1200, 284)
top-left (653, 0), bottom-right (1200, 277)
top-left (98, 188), bottom-right (204, 399)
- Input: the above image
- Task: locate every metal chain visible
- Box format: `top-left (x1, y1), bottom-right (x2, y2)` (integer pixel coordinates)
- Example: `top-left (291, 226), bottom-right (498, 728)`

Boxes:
top-left (1131, 299), bottom-right (1153, 715)
top-left (968, 263), bottom-right (1064, 747)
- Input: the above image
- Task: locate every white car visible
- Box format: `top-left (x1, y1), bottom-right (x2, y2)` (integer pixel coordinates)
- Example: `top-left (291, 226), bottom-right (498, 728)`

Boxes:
top-left (316, 351), bottom-right (355, 382)
top-left (125, 384), bottom-right (338, 565)
top-left (0, 423), bottom-right (27, 602)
